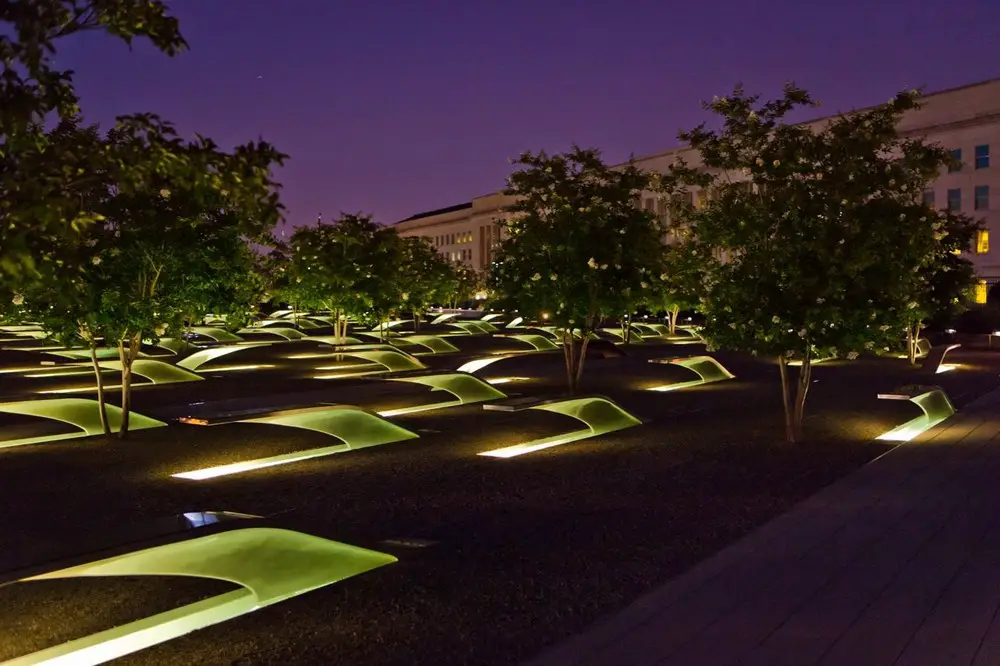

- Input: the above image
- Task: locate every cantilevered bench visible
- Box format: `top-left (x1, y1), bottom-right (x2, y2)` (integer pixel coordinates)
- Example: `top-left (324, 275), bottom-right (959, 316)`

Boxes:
top-left (479, 394), bottom-right (642, 458)
top-left (0, 519), bottom-right (395, 666)
top-left (876, 385), bottom-right (955, 442)
top-left (647, 355), bottom-right (735, 391)
top-left (375, 371), bottom-right (507, 417)
top-left (172, 404), bottom-right (418, 480)
top-left (921, 343), bottom-right (961, 375)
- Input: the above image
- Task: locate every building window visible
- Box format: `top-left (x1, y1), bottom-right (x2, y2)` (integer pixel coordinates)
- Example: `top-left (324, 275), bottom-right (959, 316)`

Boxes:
top-left (947, 188), bottom-right (962, 211)
top-left (976, 185), bottom-right (990, 211)
top-left (977, 229), bottom-right (991, 254)
top-left (976, 144), bottom-right (990, 169)
top-left (923, 190), bottom-right (935, 206)
top-left (642, 198), bottom-right (655, 212)
top-left (975, 279), bottom-right (988, 304)
top-left (949, 149), bottom-right (962, 173)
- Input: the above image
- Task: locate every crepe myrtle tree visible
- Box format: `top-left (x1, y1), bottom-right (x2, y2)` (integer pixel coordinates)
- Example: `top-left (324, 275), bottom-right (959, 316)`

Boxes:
top-left (397, 237), bottom-right (458, 331)
top-left (489, 146), bottom-right (664, 393)
top-left (647, 235), bottom-right (705, 335)
top-left (1, 0), bottom-right (185, 282)
top-left (15, 117), bottom-right (285, 437)
top-left (673, 84), bottom-right (960, 443)
top-left (285, 214), bottom-right (403, 342)
top-left (898, 210), bottom-right (979, 364)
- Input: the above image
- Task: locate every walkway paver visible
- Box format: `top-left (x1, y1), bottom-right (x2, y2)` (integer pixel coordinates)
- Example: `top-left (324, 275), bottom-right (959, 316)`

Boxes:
top-left (524, 387), bottom-right (1000, 666)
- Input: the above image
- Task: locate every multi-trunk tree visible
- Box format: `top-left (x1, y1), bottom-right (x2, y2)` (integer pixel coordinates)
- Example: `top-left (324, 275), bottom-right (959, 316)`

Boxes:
top-left (673, 85), bottom-right (970, 443)
top-left (284, 214), bottom-right (404, 342)
top-left (489, 146), bottom-right (665, 393)
top-left (14, 118), bottom-right (284, 437)
top-left (397, 237), bottom-right (458, 331)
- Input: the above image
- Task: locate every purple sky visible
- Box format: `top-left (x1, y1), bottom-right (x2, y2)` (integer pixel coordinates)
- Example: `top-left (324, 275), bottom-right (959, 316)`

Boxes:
top-left (59, 0), bottom-right (1000, 231)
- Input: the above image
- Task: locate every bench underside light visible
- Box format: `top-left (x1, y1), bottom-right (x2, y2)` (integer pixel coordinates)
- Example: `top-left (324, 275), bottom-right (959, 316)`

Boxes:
top-left (478, 397), bottom-right (641, 458)
top-left (171, 407), bottom-right (419, 480)
top-left (376, 372), bottom-right (507, 417)
top-left (3, 527), bottom-right (395, 666)
top-left (648, 355), bottom-right (735, 391)
top-left (876, 388), bottom-right (955, 442)
top-left (0, 398), bottom-right (166, 449)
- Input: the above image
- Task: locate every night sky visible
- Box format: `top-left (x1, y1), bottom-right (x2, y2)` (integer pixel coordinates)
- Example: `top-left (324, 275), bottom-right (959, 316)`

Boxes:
top-left (59, 0), bottom-right (1000, 232)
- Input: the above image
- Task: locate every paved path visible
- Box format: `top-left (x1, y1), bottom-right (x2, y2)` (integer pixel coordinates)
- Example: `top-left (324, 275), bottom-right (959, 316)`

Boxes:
top-left (525, 386), bottom-right (1000, 666)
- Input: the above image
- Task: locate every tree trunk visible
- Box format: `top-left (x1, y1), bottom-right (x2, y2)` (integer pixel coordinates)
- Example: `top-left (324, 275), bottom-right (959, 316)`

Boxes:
top-left (117, 333), bottom-right (141, 439)
top-left (89, 339), bottom-right (110, 436)
top-left (906, 322), bottom-right (923, 365)
top-left (668, 305), bottom-right (680, 335)
top-left (413, 312), bottom-right (421, 333)
top-left (778, 350), bottom-right (812, 444)
top-left (562, 329), bottom-right (577, 395)
top-left (574, 334), bottom-right (591, 390)
top-left (622, 313), bottom-right (632, 345)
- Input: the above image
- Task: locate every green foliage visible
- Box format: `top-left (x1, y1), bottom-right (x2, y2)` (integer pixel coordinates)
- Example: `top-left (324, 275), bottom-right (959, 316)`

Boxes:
top-left (1, 0), bottom-right (186, 281)
top-left (490, 146), bottom-right (665, 391)
top-left (284, 214), bottom-right (403, 333)
top-left (14, 118), bottom-right (284, 435)
top-left (398, 237), bottom-right (457, 322)
top-left (444, 262), bottom-right (483, 308)
top-left (673, 84), bottom-right (961, 440)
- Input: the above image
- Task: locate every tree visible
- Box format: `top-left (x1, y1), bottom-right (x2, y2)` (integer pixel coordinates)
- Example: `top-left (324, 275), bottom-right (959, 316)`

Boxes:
top-left (16, 118), bottom-right (285, 437)
top-left (398, 237), bottom-right (456, 331)
top-left (446, 263), bottom-right (483, 309)
top-left (285, 214), bottom-right (402, 342)
top-left (489, 147), bottom-right (664, 393)
top-left (899, 211), bottom-right (979, 363)
top-left (1, 0), bottom-right (185, 282)
top-left (647, 236), bottom-right (705, 335)
top-left (674, 85), bottom-right (958, 443)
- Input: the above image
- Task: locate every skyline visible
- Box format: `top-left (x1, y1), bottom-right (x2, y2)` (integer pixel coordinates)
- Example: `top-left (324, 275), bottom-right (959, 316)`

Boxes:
top-left (58, 0), bottom-right (1000, 229)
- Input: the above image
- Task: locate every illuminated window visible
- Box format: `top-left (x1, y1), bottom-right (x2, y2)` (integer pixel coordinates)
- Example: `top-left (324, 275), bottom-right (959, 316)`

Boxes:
top-left (947, 188), bottom-right (962, 212)
top-left (976, 144), bottom-right (990, 169)
top-left (975, 280), bottom-right (988, 304)
top-left (975, 185), bottom-right (990, 211)
top-left (695, 190), bottom-right (708, 209)
top-left (949, 149), bottom-right (962, 173)
top-left (923, 190), bottom-right (935, 206)
top-left (977, 229), bottom-right (990, 254)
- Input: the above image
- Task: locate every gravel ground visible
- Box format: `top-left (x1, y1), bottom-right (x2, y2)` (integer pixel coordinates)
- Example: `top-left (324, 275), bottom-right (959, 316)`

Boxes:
top-left (0, 341), bottom-right (996, 665)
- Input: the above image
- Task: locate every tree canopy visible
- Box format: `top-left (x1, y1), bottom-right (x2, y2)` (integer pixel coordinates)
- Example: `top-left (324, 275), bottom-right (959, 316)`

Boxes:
top-left (489, 146), bottom-right (665, 392)
top-left (673, 84), bottom-right (971, 442)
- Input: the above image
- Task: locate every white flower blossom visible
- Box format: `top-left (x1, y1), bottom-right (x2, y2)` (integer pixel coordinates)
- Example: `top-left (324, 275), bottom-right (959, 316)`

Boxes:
top-left (847, 351), bottom-right (859, 360)
top-left (11, 293), bottom-right (24, 306)
top-left (159, 188), bottom-right (171, 199)
top-left (91, 255), bottom-right (102, 265)
top-left (587, 257), bottom-right (598, 269)
top-left (772, 315), bottom-right (780, 323)
top-left (816, 297), bottom-right (825, 304)
top-left (772, 160), bottom-right (780, 167)
top-left (640, 281), bottom-right (648, 289)
top-left (600, 264), bottom-right (608, 270)
top-left (755, 157), bottom-right (764, 167)
top-left (531, 273), bottom-right (541, 281)
top-left (550, 274), bottom-right (557, 280)
top-left (660, 273), bottom-right (669, 281)
top-left (798, 329), bottom-right (807, 338)
top-left (401, 292), bottom-right (409, 301)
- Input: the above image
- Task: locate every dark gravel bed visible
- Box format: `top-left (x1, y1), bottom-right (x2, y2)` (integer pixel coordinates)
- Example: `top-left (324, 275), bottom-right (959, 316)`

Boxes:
top-left (0, 346), bottom-right (996, 665)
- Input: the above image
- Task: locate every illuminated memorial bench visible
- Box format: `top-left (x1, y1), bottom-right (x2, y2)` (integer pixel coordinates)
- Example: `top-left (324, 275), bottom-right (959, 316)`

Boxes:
top-left (36, 360), bottom-right (205, 395)
top-left (599, 327), bottom-right (646, 343)
top-left (647, 355), bottom-right (735, 391)
top-left (922, 342), bottom-right (962, 375)
top-left (188, 327), bottom-right (243, 343)
top-left (447, 321), bottom-right (495, 335)
top-left (172, 404), bottom-right (419, 480)
top-left (876, 385), bottom-right (955, 442)
top-left (313, 349), bottom-right (427, 378)
top-left (478, 395), bottom-right (642, 458)
top-left (0, 525), bottom-right (396, 666)
top-left (391, 335), bottom-right (461, 354)
top-left (0, 398), bottom-right (166, 449)
top-left (236, 326), bottom-right (305, 341)
top-left (503, 334), bottom-right (559, 351)
top-left (375, 371), bottom-right (507, 417)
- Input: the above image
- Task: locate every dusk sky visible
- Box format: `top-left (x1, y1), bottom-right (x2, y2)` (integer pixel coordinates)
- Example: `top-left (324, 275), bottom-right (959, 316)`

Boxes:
top-left (60, 0), bottom-right (1000, 232)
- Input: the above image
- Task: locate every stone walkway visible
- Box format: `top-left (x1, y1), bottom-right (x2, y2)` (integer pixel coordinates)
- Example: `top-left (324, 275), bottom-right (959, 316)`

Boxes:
top-left (524, 387), bottom-right (1000, 666)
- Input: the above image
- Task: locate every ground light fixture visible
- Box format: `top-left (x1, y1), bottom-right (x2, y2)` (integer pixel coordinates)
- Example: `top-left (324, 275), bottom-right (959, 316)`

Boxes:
top-left (0, 398), bottom-right (166, 448)
top-left (375, 372), bottom-right (507, 417)
top-left (171, 405), bottom-right (418, 480)
top-left (647, 355), bottom-right (736, 391)
top-left (478, 396), bottom-right (641, 458)
top-left (2, 527), bottom-right (396, 666)
top-left (876, 386), bottom-right (955, 442)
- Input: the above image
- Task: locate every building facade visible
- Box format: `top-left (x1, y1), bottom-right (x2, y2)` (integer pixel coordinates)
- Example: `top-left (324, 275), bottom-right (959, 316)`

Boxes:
top-left (394, 77), bottom-right (1000, 296)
